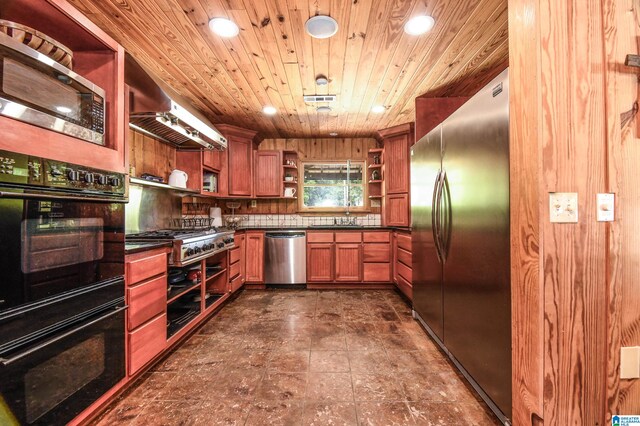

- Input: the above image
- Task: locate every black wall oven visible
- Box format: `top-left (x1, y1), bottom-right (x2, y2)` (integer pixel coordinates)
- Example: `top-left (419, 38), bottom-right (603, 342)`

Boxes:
top-left (0, 150), bottom-right (126, 425)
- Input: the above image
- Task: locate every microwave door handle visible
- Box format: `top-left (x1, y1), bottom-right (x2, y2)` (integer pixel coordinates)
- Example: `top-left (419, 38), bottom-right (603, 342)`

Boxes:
top-left (0, 305), bottom-right (127, 367)
top-left (0, 191), bottom-right (127, 204)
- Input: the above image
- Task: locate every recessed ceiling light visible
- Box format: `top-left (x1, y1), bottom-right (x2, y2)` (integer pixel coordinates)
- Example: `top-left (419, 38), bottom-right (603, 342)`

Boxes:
top-left (56, 106), bottom-right (72, 114)
top-left (263, 105), bottom-right (277, 115)
top-left (372, 105), bottom-right (386, 114)
top-left (404, 15), bottom-right (435, 36)
top-left (329, 132), bottom-right (338, 136)
top-left (316, 106), bottom-right (332, 113)
top-left (209, 17), bottom-right (239, 37)
top-left (305, 15), bottom-right (339, 39)
top-left (316, 76), bottom-right (329, 86)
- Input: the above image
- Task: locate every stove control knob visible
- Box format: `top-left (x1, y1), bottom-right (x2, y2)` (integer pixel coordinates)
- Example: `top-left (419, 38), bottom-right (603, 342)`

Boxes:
top-left (194, 246), bottom-right (202, 254)
top-left (50, 167), bottom-right (63, 177)
top-left (84, 172), bottom-right (94, 183)
top-left (67, 169), bottom-right (80, 181)
top-left (204, 244), bottom-right (212, 251)
top-left (186, 248), bottom-right (194, 256)
top-left (97, 174), bottom-right (108, 185)
top-left (217, 242), bottom-right (225, 249)
top-left (109, 176), bottom-right (121, 187)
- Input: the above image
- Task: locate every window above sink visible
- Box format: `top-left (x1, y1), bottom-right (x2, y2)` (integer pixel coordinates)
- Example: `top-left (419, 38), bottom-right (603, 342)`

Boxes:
top-left (300, 161), bottom-right (366, 212)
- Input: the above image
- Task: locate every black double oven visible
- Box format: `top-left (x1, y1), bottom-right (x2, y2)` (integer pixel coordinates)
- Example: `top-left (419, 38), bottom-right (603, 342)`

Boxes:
top-left (0, 150), bottom-right (126, 425)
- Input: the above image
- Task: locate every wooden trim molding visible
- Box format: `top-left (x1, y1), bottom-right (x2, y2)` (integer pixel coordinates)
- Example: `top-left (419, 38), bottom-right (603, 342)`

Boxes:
top-left (376, 122), bottom-right (414, 141)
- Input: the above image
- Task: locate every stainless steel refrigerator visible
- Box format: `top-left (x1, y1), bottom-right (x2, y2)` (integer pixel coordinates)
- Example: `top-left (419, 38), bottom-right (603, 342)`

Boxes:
top-left (411, 68), bottom-right (511, 424)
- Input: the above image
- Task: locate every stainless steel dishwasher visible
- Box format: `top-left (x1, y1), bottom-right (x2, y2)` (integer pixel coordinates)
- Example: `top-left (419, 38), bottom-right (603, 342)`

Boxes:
top-left (264, 231), bottom-right (306, 284)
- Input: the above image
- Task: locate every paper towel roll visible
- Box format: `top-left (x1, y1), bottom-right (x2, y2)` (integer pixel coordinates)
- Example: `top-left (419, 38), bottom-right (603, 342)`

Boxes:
top-left (209, 207), bottom-right (222, 227)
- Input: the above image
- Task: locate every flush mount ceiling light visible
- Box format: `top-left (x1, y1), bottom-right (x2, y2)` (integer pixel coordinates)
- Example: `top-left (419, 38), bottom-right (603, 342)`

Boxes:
top-left (305, 15), bottom-right (339, 39)
top-left (404, 15), bottom-right (435, 36)
top-left (371, 105), bottom-right (386, 113)
top-left (316, 75), bottom-right (329, 86)
top-left (329, 132), bottom-right (338, 136)
top-left (209, 17), bottom-right (239, 37)
top-left (262, 105), bottom-right (277, 115)
top-left (316, 106), bottom-right (332, 113)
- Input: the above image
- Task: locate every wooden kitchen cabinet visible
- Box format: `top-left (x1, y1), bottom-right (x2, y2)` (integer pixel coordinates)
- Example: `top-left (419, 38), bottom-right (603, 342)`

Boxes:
top-left (379, 123), bottom-right (413, 227)
top-left (393, 231), bottom-right (413, 300)
top-left (335, 243), bottom-right (362, 282)
top-left (385, 193), bottom-right (410, 227)
top-left (254, 150), bottom-right (282, 197)
top-left (202, 149), bottom-right (223, 170)
top-left (228, 232), bottom-right (245, 292)
top-left (218, 124), bottom-right (258, 197)
top-left (245, 231), bottom-right (264, 283)
top-left (307, 243), bottom-right (334, 282)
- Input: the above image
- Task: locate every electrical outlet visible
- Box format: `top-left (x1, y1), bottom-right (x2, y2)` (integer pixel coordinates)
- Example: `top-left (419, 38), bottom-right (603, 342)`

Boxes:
top-left (621, 347), bottom-right (640, 379)
top-left (250, 200), bottom-right (257, 208)
top-left (549, 192), bottom-right (578, 223)
top-left (597, 193), bottom-right (615, 222)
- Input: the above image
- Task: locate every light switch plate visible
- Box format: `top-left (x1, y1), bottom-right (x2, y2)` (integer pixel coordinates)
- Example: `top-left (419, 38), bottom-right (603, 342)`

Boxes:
top-left (597, 193), bottom-right (615, 222)
top-left (250, 200), bottom-right (257, 208)
top-left (549, 192), bottom-right (579, 223)
top-left (621, 347), bottom-right (640, 379)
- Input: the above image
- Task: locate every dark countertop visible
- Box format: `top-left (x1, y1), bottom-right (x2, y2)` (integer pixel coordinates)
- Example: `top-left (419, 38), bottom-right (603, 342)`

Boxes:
top-left (125, 241), bottom-right (172, 255)
top-left (233, 226), bottom-right (411, 232)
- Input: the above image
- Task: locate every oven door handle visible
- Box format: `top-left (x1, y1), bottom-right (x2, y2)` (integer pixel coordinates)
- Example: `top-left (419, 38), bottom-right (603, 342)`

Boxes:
top-left (0, 191), bottom-right (128, 203)
top-left (0, 305), bottom-right (127, 367)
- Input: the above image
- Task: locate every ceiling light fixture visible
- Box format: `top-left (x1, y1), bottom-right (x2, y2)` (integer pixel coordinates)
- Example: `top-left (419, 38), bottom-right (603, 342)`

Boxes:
top-left (404, 15), bottom-right (435, 36)
top-left (316, 75), bottom-right (329, 86)
top-left (305, 15), bottom-right (339, 39)
top-left (316, 106), bottom-right (332, 113)
top-left (329, 132), bottom-right (338, 136)
top-left (262, 105), bottom-right (277, 115)
top-left (209, 17), bottom-right (240, 38)
top-left (372, 105), bottom-right (386, 114)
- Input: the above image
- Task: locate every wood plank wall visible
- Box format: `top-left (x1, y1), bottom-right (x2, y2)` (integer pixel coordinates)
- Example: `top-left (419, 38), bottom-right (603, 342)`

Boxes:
top-left (128, 128), bottom-right (176, 182)
top-left (510, 0), bottom-right (640, 423)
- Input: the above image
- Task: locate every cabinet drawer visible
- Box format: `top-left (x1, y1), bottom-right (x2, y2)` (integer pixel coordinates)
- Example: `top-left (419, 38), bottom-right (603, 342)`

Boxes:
top-left (307, 232), bottom-right (334, 243)
top-left (363, 263), bottom-right (391, 282)
top-left (230, 274), bottom-right (243, 293)
top-left (335, 232), bottom-right (362, 243)
top-left (396, 275), bottom-right (413, 301)
top-left (127, 275), bottom-right (167, 331)
top-left (229, 259), bottom-right (241, 280)
top-left (363, 244), bottom-right (390, 262)
top-left (126, 252), bottom-right (167, 284)
top-left (396, 233), bottom-right (412, 252)
top-left (396, 260), bottom-right (412, 283)
top-left (229, 247), bottom-right (241, 264)
top-left (363, 231), bottom-right (390, 243)
top-left (128, 313), bottom-right (167, 375)
top-left (397, 247), bottom-right (412, 268)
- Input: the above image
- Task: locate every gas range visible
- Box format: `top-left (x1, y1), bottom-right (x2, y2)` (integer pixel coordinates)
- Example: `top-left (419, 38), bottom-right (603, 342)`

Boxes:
top-left (127, 228), bottom-right (235, 266)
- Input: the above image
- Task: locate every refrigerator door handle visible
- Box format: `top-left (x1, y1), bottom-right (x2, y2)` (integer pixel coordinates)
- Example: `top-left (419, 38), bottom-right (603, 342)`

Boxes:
top-left (432, 170), bottom-right (444, 263)
top-left (441, 170), bottom-right (452, 261)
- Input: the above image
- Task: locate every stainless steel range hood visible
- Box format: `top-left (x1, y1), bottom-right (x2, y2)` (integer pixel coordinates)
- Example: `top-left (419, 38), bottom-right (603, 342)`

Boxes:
top-left (125, 54), bottom-right (226, 150)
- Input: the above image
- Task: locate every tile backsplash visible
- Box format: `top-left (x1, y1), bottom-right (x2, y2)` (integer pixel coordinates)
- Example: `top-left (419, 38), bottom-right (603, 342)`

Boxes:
top-left (223, 214), bottom-right (382, 228)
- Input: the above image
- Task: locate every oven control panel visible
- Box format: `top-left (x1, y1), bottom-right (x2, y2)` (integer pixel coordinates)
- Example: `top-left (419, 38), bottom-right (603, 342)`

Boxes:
top-left (0, 150), bottom-right (125, 195)
top-left (173, 233), bottom-right (235, 266)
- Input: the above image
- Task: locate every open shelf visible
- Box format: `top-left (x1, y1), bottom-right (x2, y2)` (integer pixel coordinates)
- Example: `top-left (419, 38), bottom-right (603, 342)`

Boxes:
top-left (368, 180), bottom-right (383, 184)
top-left (205, 293), bottom-right (226, 309)
top-left (167, 281), bottom-right (201, 304)
top-left (167, 289), bottom-right (202, 339)
top-left (205, 268), bottom-right (226, 283)
top-left (368, 164), bottom-right (383, 169)
top-left (283, 181), bottom-right (298, 185)
top-left (283, 165), bottom-right (298, 169)
top-left (368, 195), bottom-right (383, 199)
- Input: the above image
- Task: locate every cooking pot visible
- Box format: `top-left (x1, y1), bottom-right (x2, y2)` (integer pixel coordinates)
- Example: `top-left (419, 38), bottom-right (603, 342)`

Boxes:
top-left (168, 169), bottom-right (188, 188)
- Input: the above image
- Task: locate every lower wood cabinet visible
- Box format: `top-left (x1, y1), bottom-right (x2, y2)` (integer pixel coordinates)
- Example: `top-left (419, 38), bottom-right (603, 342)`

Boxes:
top-left (228, 232), bottom-right (245, 292)
top-left (393, 231), bottom-right (413, 300)
top-left (245, 231), bottom-right (264, 283)
top-left (335, 243), bottom-right (362, 281)
top-left (128, 313), bottom-right (167, 375)
top-left (307, 243), bottom-right (334, 282)
top-left (127, 275), bottom-right (167, 330)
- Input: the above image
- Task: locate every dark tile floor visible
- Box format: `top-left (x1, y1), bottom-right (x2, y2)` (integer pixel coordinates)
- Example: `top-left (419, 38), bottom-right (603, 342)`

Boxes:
top-left (93, 290), bottom-right (500, 425)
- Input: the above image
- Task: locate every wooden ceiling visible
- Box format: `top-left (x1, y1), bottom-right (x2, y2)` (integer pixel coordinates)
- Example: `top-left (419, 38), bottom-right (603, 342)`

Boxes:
top-left (67, 0), bottom-right (508, 138)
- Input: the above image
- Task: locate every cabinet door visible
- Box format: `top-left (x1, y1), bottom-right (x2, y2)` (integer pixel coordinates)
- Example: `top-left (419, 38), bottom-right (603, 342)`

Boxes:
top-left (245, 232), bottom-right (264, 283)
top-left (128, 313), bottom-right (166, 375)
top-left (254, 150), bottom-right (282, 197)
top-left (385, 134), bottom-right (410, 194)
top-left (228, 137), bottom-right (254, 196)
top-left (203, 149), bottom-right (222, 171)
top-left (307, 243), bottom-right (334, 282)
top-left (335, 243), bottom-right (362, 282)
top-left (238, 234), bottom-right (246, 283)
top-left (386, 193), bottom-right (410, 227)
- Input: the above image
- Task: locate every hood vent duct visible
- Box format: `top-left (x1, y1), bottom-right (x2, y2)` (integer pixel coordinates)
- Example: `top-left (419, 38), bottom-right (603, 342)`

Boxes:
top-left (125, 54), bottom-right (226, 150)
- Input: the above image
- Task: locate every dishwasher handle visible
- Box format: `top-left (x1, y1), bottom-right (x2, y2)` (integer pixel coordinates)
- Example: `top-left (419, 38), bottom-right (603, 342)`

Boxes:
top-left (265, 232), bottom-right (306, 238)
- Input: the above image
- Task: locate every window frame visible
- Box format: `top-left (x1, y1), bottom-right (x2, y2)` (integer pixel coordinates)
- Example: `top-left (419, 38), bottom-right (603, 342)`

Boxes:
top-left (298, 160), bottom-right (368, 213)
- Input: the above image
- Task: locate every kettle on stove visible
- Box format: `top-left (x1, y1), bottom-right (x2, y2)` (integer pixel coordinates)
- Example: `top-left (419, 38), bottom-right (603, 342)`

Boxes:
top-left (168, 169), bottom-right (188, 188)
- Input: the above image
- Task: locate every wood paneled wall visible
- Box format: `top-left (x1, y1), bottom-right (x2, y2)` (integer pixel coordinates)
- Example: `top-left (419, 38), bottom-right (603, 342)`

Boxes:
top-left (128, 129), bottom-right (176, 182)
top-left (509, 0), bottom-right (640, 423)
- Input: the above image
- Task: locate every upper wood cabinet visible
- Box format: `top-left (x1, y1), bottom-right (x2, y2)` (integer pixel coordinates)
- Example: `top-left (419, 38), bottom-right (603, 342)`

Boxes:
top-left (218, 125), bottom-right (259, 198)
top-left (378, 123), bottom-right (414, 195)
top-left (254, 150), bottom-right (282, 197)
top-left (385, 193), bottom-right (410, 227)
top-left (203, 149), bottom-right (223, 171)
